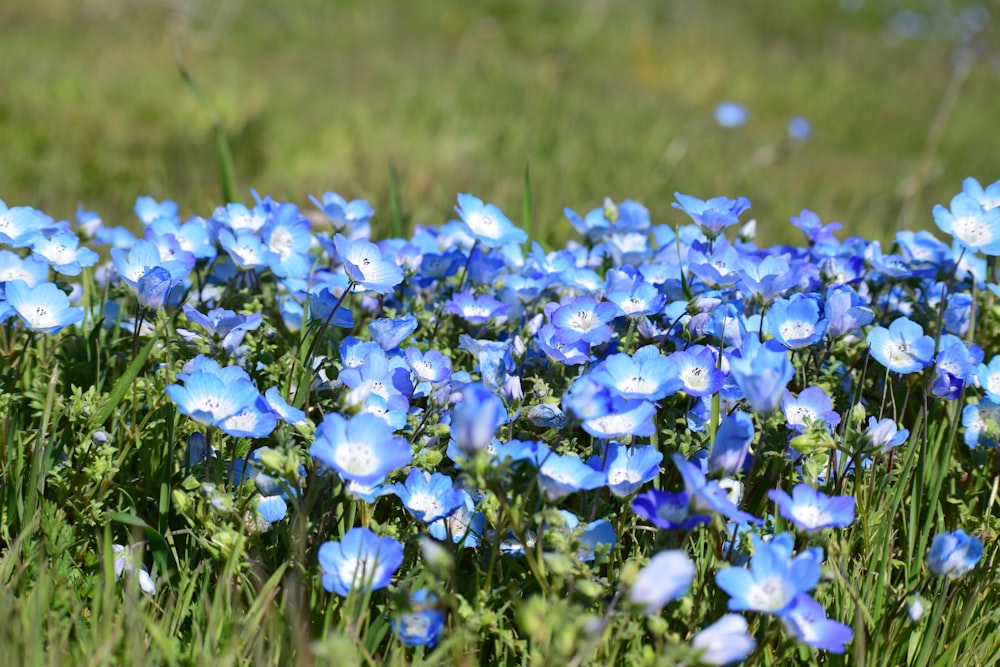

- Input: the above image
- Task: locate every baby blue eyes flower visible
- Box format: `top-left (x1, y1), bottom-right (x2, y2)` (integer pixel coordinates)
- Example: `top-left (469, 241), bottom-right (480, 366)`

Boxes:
top-left (4, 279), bottom-right (84, 334)
top-left (333, 233), bottom-right (403, 294)
top-left (764, 293), bottom-right (828, 349)
top-left (670, 346), bottom-right (727, 398)
top-left (714, 101), bottom-right (749, 128)
top-left (782, 386), bottom-right (840, 433)
top-left (454, 193), bottom-right (528, 248)
top-left (446, 291), bottom-right (509, 324)
top-left (780, 594), bottom-right (853, 654)
top-left (549, 296), bottom-right (621, 346)
top-left (691, 614), bottom-right (756, 666)
top-left (629, 549), bottom-right (696, 615)
top-left (309, 412), bottom-right (413, 485)
top-left (727, 337), bottom-right (795, 414)
top-left (535, 452), bottom-right (607, 501)
top-left (450, 382), bottom-right (506, 456)
top-left (932, 191), bottom-right (1000, 255)
top-left (587, 443), bottom-right (662, 497)
top-left (391, 469), bottom-right (465, 523)
top-left (769, 484), bottom-right (855, 534)
top-left (632, 489), bottom-right (710, 531)
top-left (112, 544), bottom-right (156, 595)
top-left (673, 193), bottom-right (751, 239)
top-left (962, 176), bottom-right (1000, 211)
top-left (715, 533), bottom-right (822, 614)
top-left (317, 527), bottom-right (403, 597)
top-left (709, 411), bottom-right (754, 476)
top-left (166, 358), bottom-right (261, 431)
top-left (962, 397), bottom-right (1000, 449)
top-left (866, 317), bottom-right (935, 374)
top-left (394, 589), bottom-right (445, 647)
top-left (591, 346), bottom-right (682, 401)
top-left (863, 416), bottom-right (909, 452)
top-left (787, 116), bottom-right (813, 142)
top-left (927, 529), bottom-right (983, 579)
top-left (29, 229), bottom-right (99, 276)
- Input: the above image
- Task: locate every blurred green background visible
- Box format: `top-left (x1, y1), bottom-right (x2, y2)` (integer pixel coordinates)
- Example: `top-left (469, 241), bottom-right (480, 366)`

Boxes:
top-left (1, 0), bottom-right (998, 246)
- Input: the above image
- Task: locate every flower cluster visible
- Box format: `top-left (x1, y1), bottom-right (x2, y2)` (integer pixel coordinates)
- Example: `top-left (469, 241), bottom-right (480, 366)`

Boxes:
top-left (3, 174), bottom-right (996, 661)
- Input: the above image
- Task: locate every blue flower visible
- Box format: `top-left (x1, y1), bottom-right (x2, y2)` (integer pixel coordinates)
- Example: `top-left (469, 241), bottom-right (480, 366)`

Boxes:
top-left (736, 255), bottom-right (798, 303)
top-left (0, 250), bottom-right (50, 286)
top-left (862, 417), bottom-right (909, 452)
top-left (781, 594), bottom-right (853, 654)
top-left (709, 411), bottom-right (754, 476)
top-left (587, 442), bottom-right (662, 497)
top-left (934, 336), bottom-right (981, 399)
top-left (824, 284), bottom-right (873, 338)
top-left (404, 348), bottom-right (452, 384)
top-left (962, 397), bottom-right (1000, 448)
top-left (782, 386), bottom-right (840, 433)
top-left (629, 549), bottom-right (696, 614)
top-left (368, 315), bottom-right (418, 351)
top-left (688, 238), bottom-right (742, 287)
top-left (317, 527), bottom-right (403, 597)
top-left (764, 293), bottom-right (828, 349)
top-left (671, 454), bottom-right (760, 524)
top-left (29, 229), bottom-right (99, 276)
top-left (394, 589), bottom-right (445, 647)
top-left (715, 533), bottom-right (822, 614)
top-left (445, 291), bottom-right (509, 324)
top-left (962, 176), bottom-right (1000, 212)
top-left (673, 193), bottom-right (751, 238)
top-left (549, 296), bottom-right (621, 346)
top-left (310, 191), bottom-right (375, 238)
top-left (166, 356), bottom-right (261, 429)
top-left (111, 240), bottom-right (183, 292)
top-left (306, 286), bottom-right (355, 328)
top-left (4, 279), bottom-right (84, 334)
top-left (606, 274), bottom-right (666, 317)
top-left (867, 317), bottom-right (935, 375)
top-left (261, 203), bottom-right (312, 279)
top-left (454, 194), bottom-right (528, 248)
top-left (134, 196), bottom-right (178, 225)
top-left (691, 614), bottom-right (756, 666)
top-left (581, 397), bottom-right (657, 440)
top-left (714, 101), bottom-right (749, 128)
top-left (632, 489), bottom-right (710, 531)
top-left (727, 337), bottom-right (795, 414)
top-left (933, 191), bottom-right (1000, 255)
top-left (597, 345), bottom-right (683, 400)
top-left (218, 228), bottom-right (276, 270)
top-left (550, 511), bottom-right (617, 562)
top-left (217, 395), bottom-right (279, 438)
top-left (787, 116), bottom-right (813, 142)
top-left (309, 413), bottom-right (412, 485)
top-left (536, 323), bottom-right (591, 366)
top-left (182, 306), bottom-right (263, 354)
top-left (0, 203), bottom-right (58, 248)
top-left (450, 383), bottom-right (506, 456)
top-left (670, 346), bottom-right (728, 398)
top-left (535, 452), bottom-right (607, 501)
top-left (392, 469), bottom-right (465, 523)
top-left (769, 484), bottom-right (855, 534)
top-left (428, 490), bottom-right (486, 547)
top-left (334, 233), bottom-right (404, 294)
top-left (927, 529), bottom-right (983, 578)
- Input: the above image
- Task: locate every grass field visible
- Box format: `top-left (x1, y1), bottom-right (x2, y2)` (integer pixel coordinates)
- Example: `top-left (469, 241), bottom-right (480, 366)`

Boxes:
top-left (1, 0), bottom-right (998, 246)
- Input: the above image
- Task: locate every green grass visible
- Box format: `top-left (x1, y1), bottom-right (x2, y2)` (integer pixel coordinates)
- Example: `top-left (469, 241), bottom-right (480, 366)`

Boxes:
top-left (1, 0), bottom-right (998, 246)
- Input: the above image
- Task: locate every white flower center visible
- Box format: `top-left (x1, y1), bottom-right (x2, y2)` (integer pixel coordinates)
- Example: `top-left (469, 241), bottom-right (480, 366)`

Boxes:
top-left (334, 442), bottom-right (380, 477)
top-left (681, 366), bottom-right (710, 392)
top-left (745, 576), bottom-right (793, 611)
top-left (952, 216), bottom-right (991, 247)
top-left (790, 503), bottom-right (830, 529)
top-left (778, 320), bottom-right (814, 342)
top-left (567, 309), bottom-right (598, 332)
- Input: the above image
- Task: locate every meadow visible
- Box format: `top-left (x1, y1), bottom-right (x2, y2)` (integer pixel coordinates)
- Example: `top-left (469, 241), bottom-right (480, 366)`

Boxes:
top-left (2, 1), bottom-right (1000, 666)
